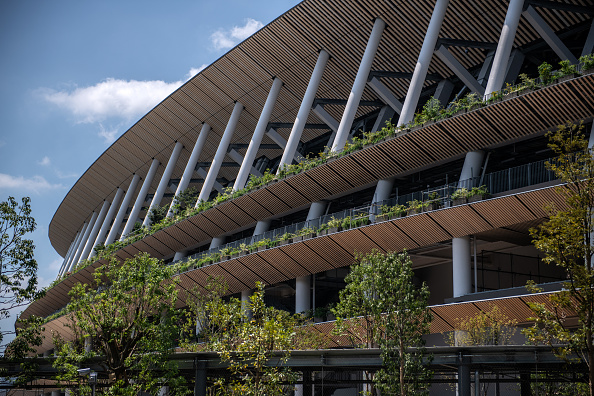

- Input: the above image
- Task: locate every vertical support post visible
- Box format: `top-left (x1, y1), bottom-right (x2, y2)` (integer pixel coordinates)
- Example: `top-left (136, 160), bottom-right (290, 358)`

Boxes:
top-left (235, 78), bottom-right (283, 191)
top-left (194, 359), bottom-right (206, 396)
top-left (278, 50), bottom-right (330, 170)
top-left (143, 141), bottom-right (184, 227)
top-left (458, 356), bottom-right (471, 396)
top-left (369, 178), bottom-right (394, 220)
top-left (295, 275), bottom-right (311, 314)
top-left (209, 236), bottom-right (225, 250)
top-left (167, 123), bottom-right (211, 217)
top-left (58, 237), bottom-right (78, 278)
top-left (121, 161), bottom-right (159, 239)
top-left (197, 102), bottom-right (244, 204)
top-left (70, 211), bottom-right (99, 267)
top-left (331, 18), bottom-right (386, 152)
top-left (80, 200), bottom-right (110, 261)
top-left (484, 0), bottom-right (524, 97)
top-left (398, 0), bottom-right (449, 126)
top-left (108, 174), bottom-right (142, 244)
top-left (90, 187), bottom-right (124, 258)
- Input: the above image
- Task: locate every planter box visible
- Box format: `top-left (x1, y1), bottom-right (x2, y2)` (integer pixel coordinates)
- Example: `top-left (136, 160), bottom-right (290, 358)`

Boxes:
top-left (557, 73), bottom-right (579, 83)
top-left (302, 232), bottom-right (316, 241)
top-left (317, 229), bottom-right (328, 236)
top-left (468, 194), bottom-right (487, 203)
top-left (221, 255), bottom-right (231, 261)
top-left (424, 203), bottom-right (440, 212)
top-left (291, 236), bottom-right (303, 243)
top-left (257, 245), bottom-right (267, 252)
top-left (407, 208), bottom-right (421, 216)
top-left (279, 239), bottom-right (290, 246)
top-left (583, 68), bottom-right (594, 76)
top-left (452, 198), bottom-right (467, 206)
top-left (328, 227), bottom-right (341, 234)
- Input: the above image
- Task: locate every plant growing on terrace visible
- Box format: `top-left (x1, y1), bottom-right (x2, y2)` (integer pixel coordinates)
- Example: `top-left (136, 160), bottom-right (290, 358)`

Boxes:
top-left (581, 53), bottom-right (594, 71)
top-left (538, 61), bottom-right (553, 84)
top-left (558, 59), bottom-right (577, 77)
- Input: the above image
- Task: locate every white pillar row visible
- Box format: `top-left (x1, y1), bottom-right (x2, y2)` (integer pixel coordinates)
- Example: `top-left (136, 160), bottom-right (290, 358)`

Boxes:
top-left (65, 224), bottom-right (87, 273)
top-left (484, 0), bottom-right (524, 97)
top-left (120, 161), bottom-right (159, 239)
top-left (235, 78), bottom-right (283, 192)
top-left (109, 175), bottom-right (143, 244)
top-left (80, 200), bottom-right (111, 261)
top-left (398, 0), bottom-right (449, 126)
top-left (197, 101), bottom-right (244, 204)
top-left (277, 50), bottom-right (330, 170)
top-left (332, 18), bottom-right (386, 152)
top-left (295, 275), bottom-right (311, 314)
top-left (57, 237), bottom-right (78, 278)
top-left (452, 151), bottom-right (485, 298)
top-left (70, 211), bottom-right (99, 267)
top-left (167, 123), bottom-right (211, 218)
top-left (89, 187), bottom-right (125, 258)
top-left (143, 141), bottom-right (184, 227)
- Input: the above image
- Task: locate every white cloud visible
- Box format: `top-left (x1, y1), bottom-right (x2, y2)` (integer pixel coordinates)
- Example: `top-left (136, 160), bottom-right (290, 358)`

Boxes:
top-left (38, 156), bottom-right (51, 166)
top-left (0, 173), bottom-right (65, 194)
top-left (186, 64), bottom-right (208, 80)
top-left (40, 78), bottom-right (184, 124)
top-left (211, 18), bottom-right (263, 50)
top-left (56, 170), bottom-right (79, 179)
top-left (98, 123), bottom-right (121, 144)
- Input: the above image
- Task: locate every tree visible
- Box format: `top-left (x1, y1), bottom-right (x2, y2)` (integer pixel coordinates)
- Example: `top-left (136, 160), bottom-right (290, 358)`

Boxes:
top-left (53, 252), bottom-right (187, 395)
top-left (184, 280), bottom-right (298, 395)
top-left (333, 250), bottom-right (432, 396)
top-left (0, 196), bottom-right (42, 347)
top-left (523, 122), bottom-right (594, 395)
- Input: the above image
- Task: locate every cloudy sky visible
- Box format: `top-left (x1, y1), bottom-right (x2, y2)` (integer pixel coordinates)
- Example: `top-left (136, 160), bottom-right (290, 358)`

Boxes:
top-left (0, 0), bottom-right (300, 339)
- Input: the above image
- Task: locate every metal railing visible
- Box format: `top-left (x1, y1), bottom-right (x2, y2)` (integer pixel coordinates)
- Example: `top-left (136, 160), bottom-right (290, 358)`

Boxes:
top-left (177, 157), bottom-right (560, 266)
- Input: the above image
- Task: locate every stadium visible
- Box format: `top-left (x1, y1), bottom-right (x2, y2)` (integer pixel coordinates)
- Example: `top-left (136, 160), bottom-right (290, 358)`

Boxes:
top-left (15, 0), bottom-right (594, 394)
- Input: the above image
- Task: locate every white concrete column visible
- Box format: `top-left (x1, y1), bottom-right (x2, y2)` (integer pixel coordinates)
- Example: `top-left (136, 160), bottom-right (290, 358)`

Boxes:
top-left (278, 50), bottom-right (330, 170)
top-left (143, 141), bottom-right (184, 227)
top-left (196, 102), bottom-right (243, 204)
top-left (209, 236), bottom-right (225, 250)
top-left (89, 187), bottom-right (124, 258)
top-left (109, 174), bottom-right (143, 244)
top-left (295, 275), bottom-right (311, 314)
top-left (241, 289), bottom-right (253, 319)
top-left (452, 151), bottom-right (485, 297)
top-left (70, 211), bottom-right (99, 267)
top-left (484, 0), bottom-right (524, 97)
top-left (452, 236), bottom-right (472, 298)
top-left (167, 123), bottom-right (211, 217)
top-left (370, 178), bottom-right (394, 219)
top-left (121, 161), bottom-right (159, 239)
top-left (235, 78), bottom-right (283, 191)
top-left (458, 150), bottom-right (485, 187)
top-left (306, 201), bottom-right (327, 221)
top-left (331, 18), bottom-right (386, 152)
top-left (253, 219), bottom-right (271, 236)
top-left (173, 251), bottom-right (187, 262)
top-left (80, 200), bottom-right (110, 261)
top-left (65, 224), bottom-right (87, 273)
top-left (58, 237), bottom-right (78, 278)
top-left (398, 0), bottom-right (449, 126)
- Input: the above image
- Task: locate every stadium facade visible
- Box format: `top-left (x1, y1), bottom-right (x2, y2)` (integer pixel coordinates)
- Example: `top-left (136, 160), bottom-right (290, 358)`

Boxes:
top-left (18, 0), bottom-right (594, 394)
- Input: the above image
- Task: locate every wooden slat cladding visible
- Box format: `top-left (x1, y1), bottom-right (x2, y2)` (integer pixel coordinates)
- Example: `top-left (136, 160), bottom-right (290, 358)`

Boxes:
top-left (49, 0), bottom-right (593, 255)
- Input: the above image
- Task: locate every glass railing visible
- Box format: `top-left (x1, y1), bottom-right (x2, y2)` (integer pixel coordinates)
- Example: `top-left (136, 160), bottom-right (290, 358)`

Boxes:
top-left (177, 157), bottom-right (559, 266)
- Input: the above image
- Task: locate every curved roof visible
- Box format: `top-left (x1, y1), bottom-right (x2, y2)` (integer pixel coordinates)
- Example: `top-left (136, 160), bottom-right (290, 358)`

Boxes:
top-left (49, 0), bottom-right (593, 256)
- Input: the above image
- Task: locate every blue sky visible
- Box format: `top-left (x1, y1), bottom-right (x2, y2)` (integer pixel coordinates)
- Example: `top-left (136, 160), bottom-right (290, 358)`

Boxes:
top-left (0, 0), bottom-right (301, 338)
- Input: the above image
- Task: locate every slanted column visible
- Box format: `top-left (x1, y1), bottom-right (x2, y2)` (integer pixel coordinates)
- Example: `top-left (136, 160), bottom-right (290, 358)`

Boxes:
top-left (295, 276), bottom-right (311, 314)
top-left (89, 188), bottom-right (125, 258)
top-left (235, 78), bottom-right (283, 191)
top-left (197, 102), bottom-right (244, 204)
top-left (107, 174), bottom-right (142, 244)
top-left (278, 50), bottom-right (330, 170)
top-left (484, 0), bottom-right (524, 97)
top-left (253, 219), bottom-right (271, 236)
top-left (398, 0), bottom-right (449, 126)
top-left (452, 151), bottom-right (485, 298)
top-left (167, 123), bottom-right (211, 217)
top-left (209, 236), bottom-right (225, 250)
top-left (65, 225), bottom-right (87, 273)
top-left (370, 178), bottom-right (394, 220)
top-left (121, 161), bottom-right (159, 239)
top-left (70, 212), bottom-right (99, 267)
top-left (143, 141), bottom-right (184, 227)
top-left (582, 19), bottom-right (594, 57)
top-left (80, 200), bottom-right (111, 261)
top-left (58, 237), bottom-right (78, 278)
top-left (331, 18), bottom-right (386, 152)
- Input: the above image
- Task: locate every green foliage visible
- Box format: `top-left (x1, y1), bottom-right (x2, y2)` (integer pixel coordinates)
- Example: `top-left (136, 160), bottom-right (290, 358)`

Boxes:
top-left (333, 250), bottom-right (432, 395)
top-left (581, 53), bottom-right (594, 71)
top-left (524, 122), bottom-right (594, 395)
top-left (559, 59), bottom-right (577, 77)
top-left (53, 253), bottom-right (187, 395)
top-left (538, 61), bottom-right (554, 84)
top-left (185, 280), bottom-right (298, 395)
top-left (0, 196), bottom-right (42, 346)
top-left (148, 204), bottom-right (168, 225)
top-left (2, 315), bottom-right (45, 384)
top-left (170, 186), bottom-right (199, 215)
top-left (446, 305), bottom-right (517, 347)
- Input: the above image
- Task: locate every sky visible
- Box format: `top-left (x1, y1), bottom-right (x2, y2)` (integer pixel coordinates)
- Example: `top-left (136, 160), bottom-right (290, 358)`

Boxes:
top-left (0, 0), bottom-right (301, 341)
